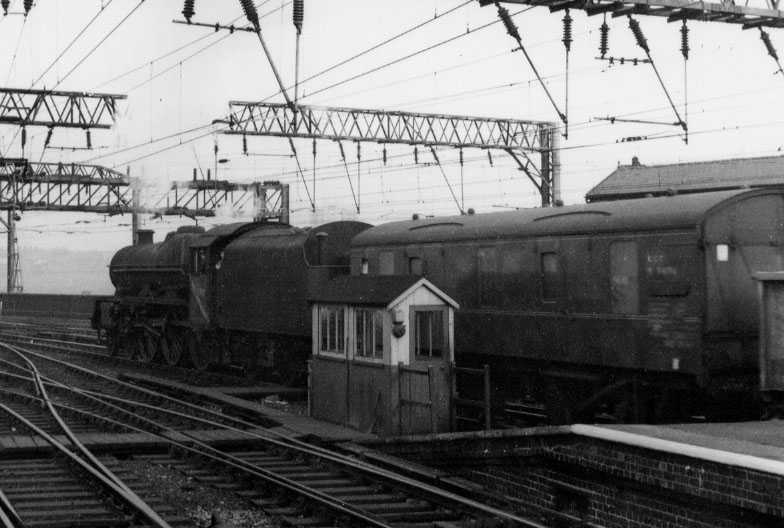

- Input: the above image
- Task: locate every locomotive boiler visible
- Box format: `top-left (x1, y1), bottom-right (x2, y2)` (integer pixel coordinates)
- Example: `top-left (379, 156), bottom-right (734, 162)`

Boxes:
top-left (94, 220), bottom-right (370, 382)
top-left (349, 188), bottom-right (784, 422)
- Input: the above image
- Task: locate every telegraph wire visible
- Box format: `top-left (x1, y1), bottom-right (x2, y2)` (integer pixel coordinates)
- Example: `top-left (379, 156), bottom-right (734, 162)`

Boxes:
top-left (55, 0), bottom-right (148, 89)
top-left (300, 6), bottom-right (535, 102)
top-left (32, 0), bottom-right (116, 88)
top-left (92, 0), bottom-right (279, 91)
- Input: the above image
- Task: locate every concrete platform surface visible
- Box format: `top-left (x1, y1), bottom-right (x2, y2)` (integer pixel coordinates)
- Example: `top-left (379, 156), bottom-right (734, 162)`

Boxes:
top-left (596, 421), bottom-right (784, 463)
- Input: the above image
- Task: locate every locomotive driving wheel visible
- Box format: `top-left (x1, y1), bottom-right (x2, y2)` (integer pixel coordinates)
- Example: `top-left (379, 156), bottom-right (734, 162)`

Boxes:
top-left (187, 331), bottom-right (212, 371)
top-left (161, 329), bottom-right (185, 366)
top-left (135, 330), bottom-right (159, 364)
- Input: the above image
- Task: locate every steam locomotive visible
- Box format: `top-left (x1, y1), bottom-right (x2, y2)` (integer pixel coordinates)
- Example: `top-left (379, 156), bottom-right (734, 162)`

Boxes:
top-left (95, 187), bottom-right (784, 422)
top-left (93, 220), bottom-right (370, 383)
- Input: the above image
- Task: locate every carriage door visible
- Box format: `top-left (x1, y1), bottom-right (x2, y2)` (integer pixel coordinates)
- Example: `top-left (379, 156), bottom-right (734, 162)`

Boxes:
top-left (609, 241), bottom-right (639, 314)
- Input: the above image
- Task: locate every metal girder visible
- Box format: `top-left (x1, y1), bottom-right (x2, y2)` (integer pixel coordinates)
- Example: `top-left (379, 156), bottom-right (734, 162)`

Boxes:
top-left (154, 180), bottom-right (290, 221)
top-left (223, 102), bottom-right (560, 205)
top-left (484, 0), bottom-right (784, 28)
top-left (0, 88), bottom-right (126, 129)
top-left (225, 102), bottom-right (553, 152)
top-left (0, 158), bottom-right (128, 184)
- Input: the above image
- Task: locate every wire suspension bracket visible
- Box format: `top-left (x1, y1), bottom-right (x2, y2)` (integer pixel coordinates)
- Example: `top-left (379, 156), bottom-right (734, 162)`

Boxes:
top-left (494, 2), bottom-right (567, 132)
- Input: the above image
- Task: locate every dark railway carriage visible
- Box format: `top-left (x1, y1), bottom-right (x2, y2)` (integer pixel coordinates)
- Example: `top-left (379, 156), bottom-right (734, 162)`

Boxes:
top-left (350, 188), bottom-right (784, 422)
top-left (96, 220), bottom-right (369, 380)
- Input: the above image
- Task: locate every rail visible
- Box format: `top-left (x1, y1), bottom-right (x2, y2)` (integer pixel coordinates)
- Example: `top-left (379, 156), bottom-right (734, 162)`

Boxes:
top-left (8, 340), bottom-right (547, 527)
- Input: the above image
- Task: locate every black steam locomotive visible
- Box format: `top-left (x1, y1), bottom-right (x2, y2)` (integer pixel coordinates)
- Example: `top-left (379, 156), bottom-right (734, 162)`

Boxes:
top-left (350, 188), bottom-right (784, 422)
top-left (93, 220), bottom-right (370, 383)
top-left (95, 187), bottom-right (784, 422)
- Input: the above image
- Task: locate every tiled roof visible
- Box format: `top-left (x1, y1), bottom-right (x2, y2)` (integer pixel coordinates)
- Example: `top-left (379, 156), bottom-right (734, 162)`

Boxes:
top-left (586, 155), bottom-right (784, 202)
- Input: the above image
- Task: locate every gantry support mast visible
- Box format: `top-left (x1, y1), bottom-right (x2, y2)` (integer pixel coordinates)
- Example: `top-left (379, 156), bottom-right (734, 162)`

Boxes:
top-left (224, 102), bottom-right (560, 207)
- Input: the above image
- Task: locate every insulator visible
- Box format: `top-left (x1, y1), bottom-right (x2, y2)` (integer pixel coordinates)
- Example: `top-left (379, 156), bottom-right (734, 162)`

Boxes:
top-left (628, 17), bottom-right (649, 54)
top-left (562, 9), bottom-right (573, 52)
top-left (21, 127), bottom-right (26, 148)
top-left (23, 0), bottom-right (32, 15)
top-left (382, 145), bottom-right (387, 165)
top-left (356, 142), bottom-right (361, 161)
top-left (1, 0), bottom-right (9, 15)
top-left (312, 138), bottom-right (316, 156)
top-left (459, 148), bottom-right (464, 166)
top-left (182, 0), bottom-right (195, 23)
top-left (44, 127), bottom-right (53, 148)
top-left (293, 0), bottom-right (304, 34)
top-left (339, 141), bottom-right (346, 160)
top-left (487, 151), bottom-right (494, 167)
top-left (761, 29), bottom-right (778, 61)
top-left (599, 19), bottom-right (610, 59)
top-left (497, 5), bottom-right (521, 41)
top-left (680, 20), bottom-right (689, 60)
top-left (86, 130), bottom-right (92, 150)
top-left (239, 0), bottom-right (260, 30)
top-left (414, 147), bottom-right (419, 165)
top-left (242, 134), bottom-right (248, 155)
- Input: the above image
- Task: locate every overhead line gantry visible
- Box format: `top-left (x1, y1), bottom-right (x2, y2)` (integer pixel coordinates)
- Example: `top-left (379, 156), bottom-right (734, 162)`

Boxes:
top-left (223, 102), bottom-right (561, 207)
top-left (481, 0), bottom-right (784, 27)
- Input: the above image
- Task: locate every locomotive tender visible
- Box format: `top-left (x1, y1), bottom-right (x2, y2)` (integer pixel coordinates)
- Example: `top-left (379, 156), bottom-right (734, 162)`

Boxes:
top-left (350, 188), bottom-right (784, 422)
top-left (94, 220), bottom-right (370, 382)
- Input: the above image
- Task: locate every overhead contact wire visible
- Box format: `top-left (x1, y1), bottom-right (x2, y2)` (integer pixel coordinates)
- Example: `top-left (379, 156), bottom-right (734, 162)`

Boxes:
top-left (32, 0), bottom-right (116, 88)
top-left (55, 0), bottom-right (148, 89)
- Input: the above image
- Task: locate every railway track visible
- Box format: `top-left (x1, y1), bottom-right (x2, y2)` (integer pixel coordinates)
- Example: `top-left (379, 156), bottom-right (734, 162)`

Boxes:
top-left (0, 338), bottom-right (550, 527)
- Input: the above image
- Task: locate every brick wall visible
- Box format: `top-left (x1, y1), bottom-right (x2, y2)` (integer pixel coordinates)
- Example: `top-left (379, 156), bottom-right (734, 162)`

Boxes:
top-left (366, 428), bottom-right (783, 528)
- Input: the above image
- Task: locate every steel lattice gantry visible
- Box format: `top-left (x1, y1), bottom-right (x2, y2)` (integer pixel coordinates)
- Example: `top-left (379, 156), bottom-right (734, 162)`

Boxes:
top-left (0, 159), bottom-right (132, 213)
top-left (0, 159), bottom-right (289, 220)
top-left (154, 179), bottom-right (290, 222)
top-left (0, 88), bottom-right (126, 129)
top-left (484, 0), bottom-right (784, 27)
top-left (224, 102), bottom-right (561, 206)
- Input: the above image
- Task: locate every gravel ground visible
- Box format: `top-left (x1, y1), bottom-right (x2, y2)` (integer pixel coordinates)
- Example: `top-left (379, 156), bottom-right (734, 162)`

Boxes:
top-left (119, 458), bottom-right (278, 528)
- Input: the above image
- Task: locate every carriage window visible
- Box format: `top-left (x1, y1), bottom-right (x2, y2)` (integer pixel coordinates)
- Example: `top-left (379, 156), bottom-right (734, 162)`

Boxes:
top-left (360, 258), bottom-right (369, 275)
top-left (319, 306), bottom-right (345, 355)
top-left (355, 309), bottom-right (383, 359)
top-left (610, 241), bottom-right (639, 314)
top-left (379, 251), bottom-right (395, 275)
top-left (409, 257), bottom-right (424, 276)
top-left (413, 308), bottom-right (446, 360)
top-left (541, 252), bottom-right (564, 300)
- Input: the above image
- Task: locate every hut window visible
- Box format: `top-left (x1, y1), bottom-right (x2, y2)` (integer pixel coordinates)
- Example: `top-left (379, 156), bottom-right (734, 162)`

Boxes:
top-left (413, 308), bottom-right (447, 359)
top-left (319, 306), bottom-right (345, 355)
top-left (355, 309), bottom-right (384, 359)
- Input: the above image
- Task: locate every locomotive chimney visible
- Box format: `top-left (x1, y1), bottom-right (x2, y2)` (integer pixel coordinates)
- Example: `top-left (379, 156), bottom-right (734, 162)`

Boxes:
top-left (315, 232), bottom-right (328, 265)
top-left (135, 229), bottom-right (154, 245)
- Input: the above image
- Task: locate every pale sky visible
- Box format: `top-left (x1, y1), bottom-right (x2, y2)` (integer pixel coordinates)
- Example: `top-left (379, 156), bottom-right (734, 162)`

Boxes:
top-left (2, 0), bottom-right (784, 258)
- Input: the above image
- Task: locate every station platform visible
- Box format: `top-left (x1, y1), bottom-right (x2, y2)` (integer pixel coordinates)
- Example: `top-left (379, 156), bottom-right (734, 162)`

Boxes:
top-left (586, 421), bottom-right (784, 466)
